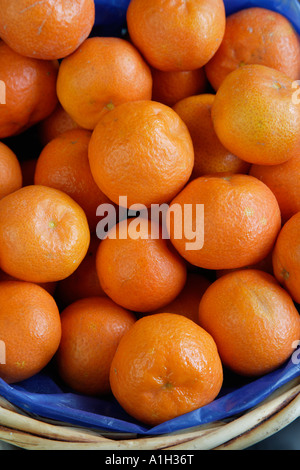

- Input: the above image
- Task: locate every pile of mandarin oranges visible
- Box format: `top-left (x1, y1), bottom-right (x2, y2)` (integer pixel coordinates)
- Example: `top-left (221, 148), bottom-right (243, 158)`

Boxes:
top-left (0, 0), bottom-right (300, 428)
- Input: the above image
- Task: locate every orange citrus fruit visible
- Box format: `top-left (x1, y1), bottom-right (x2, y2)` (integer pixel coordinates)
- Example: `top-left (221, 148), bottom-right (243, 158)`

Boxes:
top-left (110, 313), bottom-right (223, 426)
top-left (151, 68), bottom-right (208, 107)
top-left (273, 211), bottom-right (300, 304)
top-left (0, 0), bottom-right (95, 60)
top-left (96, 218), bottom-right (187, 313)
top-left (34, 129), bottom-right (111, 230)
top-left (126, 0), bottom-right (226, 71)
top-left (56, 297), bottom-right (136, 396)
top-left (57, 37), bottom-right (153, 130)
top-left (211, 64), bottom-right (300, 165)
top-left (205, 7), bottom-right (300, 90)
top-left (0, 41), bottom-right (58, 139)
top-left (168, 174), bottom-right (281, 270)
top-left (199, 269), bottom-right (300, 376)
top-left (0, 185), bottom-right (90, 283)
top-left (0, 281), bottom-right (61, 384)
top-left (0, 141), bottom-right (22, 199)
top-left (173, 94), bottom-right (251, 178)
top-left (88, 100), bottom-right (194, 208)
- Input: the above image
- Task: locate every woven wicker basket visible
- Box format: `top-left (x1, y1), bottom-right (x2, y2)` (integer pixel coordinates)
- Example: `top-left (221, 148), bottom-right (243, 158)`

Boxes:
top-left (0, 376), bottom-right (299, 450)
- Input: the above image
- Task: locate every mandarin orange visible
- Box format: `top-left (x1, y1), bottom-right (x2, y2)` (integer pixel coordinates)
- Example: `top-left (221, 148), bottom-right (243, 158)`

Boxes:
top-left (96, 218), bottom-right (187, 313)
top-left (56, 297), bottom-right (136, 396)
top-left (0, 0), bottom-right (95, 60)
top-left (110, 313), bottom-right (223, 426)
top-left (211, 64), bottom-right (300, 165)
top-left (57, 37), bottom-right (153, 130)
top-left (199, 269), bottom-right (300, 376)
top-left (168, 174), bottom-right (281, 270)
top-left (88, 100), bottom-right (194, 208)
top-left (126, 0), bottom-right (226, 71)
top-left (0, 281), bottom-right (61, 384)
top-left (0, 185), bottom-right (90, 283)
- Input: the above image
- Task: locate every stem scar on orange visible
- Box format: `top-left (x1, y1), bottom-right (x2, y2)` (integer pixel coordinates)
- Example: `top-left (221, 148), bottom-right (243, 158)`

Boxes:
top-left (109, 313), bottom-right (223, 426)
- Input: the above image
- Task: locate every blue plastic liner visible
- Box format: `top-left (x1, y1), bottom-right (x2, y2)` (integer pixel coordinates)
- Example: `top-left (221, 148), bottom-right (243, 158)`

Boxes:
top-left (0, 352), bottom-right (299, 435)
top-left (93, 0), bottom-right (300, 35)
top-left (0, 0), bottom-right (299, 436)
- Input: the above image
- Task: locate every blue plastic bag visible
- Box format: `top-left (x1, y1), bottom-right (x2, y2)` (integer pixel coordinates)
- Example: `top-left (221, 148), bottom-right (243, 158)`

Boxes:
top-left (0, 0), bottom-right (300, 436)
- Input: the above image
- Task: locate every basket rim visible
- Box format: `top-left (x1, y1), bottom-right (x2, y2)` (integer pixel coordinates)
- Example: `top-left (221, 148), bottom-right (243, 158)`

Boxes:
top-left (0, 377), bottom-right (299, 450)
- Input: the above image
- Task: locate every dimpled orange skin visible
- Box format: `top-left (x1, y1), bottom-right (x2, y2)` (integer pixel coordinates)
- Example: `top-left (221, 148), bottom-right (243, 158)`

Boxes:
top-left (0, 41), bottom-right (58, 139)
top-left (0, 142), bottom-right (22, 200)
top-left (211, 64), bottom-right (300, 166)
top-left (0, 281), bottom-right (61, 384)
top-left (56, 297), bottom-right (136, 396)
top-left (205, 7), bottom-right (300, 91)
top-left (88, 100), bottom-right (194, 208)
top-left (56, 37), bottom-right (153, 130)
top-left (96, 219), bottom-right (187, 313)
top-left (272, 212), bottom-right (300, 305)
top-left (198, 269), bottom-right (300, 377)
top-left (109, 313), bottom-right (223, 426)
top-left (168, 174), bottom-right (281, 270)
top-left (126, 0), bottom-right (226, 72)
top-left (0, 0), bottom-right (95, 60)
top-left (0, 185), bottom-right (90, 284)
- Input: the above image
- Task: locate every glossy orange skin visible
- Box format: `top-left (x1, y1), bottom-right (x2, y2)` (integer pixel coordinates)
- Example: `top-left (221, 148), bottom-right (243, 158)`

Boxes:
top-left (57, 37), bottom-right (153, 130)
top-left (250, 156), bottom-right (300, 224)
top-left (151, 68), bottom-right (208, 107)
top-left (110, 313), bottom-right (223, 426)
top-left (88, 100), bottom-right (194, 208)
top-left (0, 41), bottom-right (58, 139)
top-left (34, 129), bottom-right (111, 230)
top-left (126, 0), bottom-right (226, 72)
top-left (198, 269), bottom-right (300, 377)
top-left (56, 235), bottom-right (106, 309)
top-left (205, 7), bottom-right (300, 91)
top-left (173, 94), bottom-right (251, 179)
top-left (0, 185), bottom-right (90, 283)
top-left (273, 212), bottom-right (300, 304)
top-left (211, 64), bottom-right (300, 166)
top-left (168, 174), bottom-right (281, 270)
top-left (56, 297), bottom-right (136, 396)
top-left (0, 0), bottom-right (95, 60)
top-left (0, 142), bottom-right (22, 199)
top-left (0, 281), bottom-right (61, 384)
top-left (96, 219), bottom-right (187, 313)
